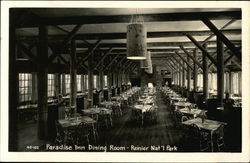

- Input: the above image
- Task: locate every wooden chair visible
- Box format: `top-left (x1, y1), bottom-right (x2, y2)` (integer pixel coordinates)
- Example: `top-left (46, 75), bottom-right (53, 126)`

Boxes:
top-left (215, 125), bottom-right (226, 151)
top-left (55, 120), bottom-right (66, 145)
top-left (75, 122), bottom-right (90, 145)
top-left (97, 110), bottom-right (110, 129)
top-left (181, 115), bottom-right (189, 122)
top-left (191, 124), bottom-right (211, 152)
top-left (112, 103), bottom-right (122, 116)
top-left (131, 108), bottom-right (143, 125)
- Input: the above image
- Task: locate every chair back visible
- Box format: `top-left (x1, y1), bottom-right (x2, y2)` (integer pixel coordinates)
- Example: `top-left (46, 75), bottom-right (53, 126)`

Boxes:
top-left (55, 120), bottom-right (64, 135)
top-left (181, 116), bottom-right (189, 122)
top-left (216, 124), bottom-right (225, 138)
top-left (191, 123), bottom-right (201, 138)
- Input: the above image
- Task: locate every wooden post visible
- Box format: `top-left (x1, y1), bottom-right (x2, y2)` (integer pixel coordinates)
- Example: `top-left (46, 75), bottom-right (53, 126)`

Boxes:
top-left (55, 59), bottom-right (61, 97)
top-left (187, 56), bottom-right (191, 91)
top-left (113, 70), bottom-right (117, 87)
top-left (217, 38), bottom-right (224, 106)
top-left (37, 24), bottom-right (48, 139)
top-left (202, 44), bottom-right (209, 100)
top-left (179, 63), bottom-right (182, 87)
top-left (88, 53), bottom-right (94, 107)
top-left (81, 74), bottom-right (85, 93)
top-left (182, 60), bottom-right (186, 87)
top-left (9, 11), bottom-right (18, 150)
top-left (174, 72), bottom-right (177, 85)
top-left (107, 70), bottom-right (112, 99)
top-left (70, 39), bottom-right (77, 111)
top-left (61, 74), bottom-right (66, 95)
top-left (32, 72), bottom-right (38, 103)
top-left (193, 49), bottom-right (198, 91)
top-left (99, 66), bottom-right (104, 101)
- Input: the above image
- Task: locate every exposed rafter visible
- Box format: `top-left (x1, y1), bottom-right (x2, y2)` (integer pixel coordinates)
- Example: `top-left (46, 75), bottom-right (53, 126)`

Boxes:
top-left (18, 11), bottom-right (241, 27)
top-left (201, 17), bottom-right (241, 60)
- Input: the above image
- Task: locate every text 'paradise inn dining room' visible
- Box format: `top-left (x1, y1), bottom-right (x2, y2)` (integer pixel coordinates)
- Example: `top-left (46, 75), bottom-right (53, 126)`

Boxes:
top-left (8, 8), bottom-right (242, 152)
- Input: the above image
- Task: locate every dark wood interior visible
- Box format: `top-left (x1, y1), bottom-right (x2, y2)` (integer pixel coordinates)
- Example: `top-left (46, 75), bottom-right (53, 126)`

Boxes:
top-left (9, 8), bottom-right (242, 152)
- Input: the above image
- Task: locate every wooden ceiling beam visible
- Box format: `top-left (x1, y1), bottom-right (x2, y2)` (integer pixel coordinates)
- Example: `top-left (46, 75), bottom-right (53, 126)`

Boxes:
top-left (169, 58), bottom-right (179, 70)
top-left (186, 34), bottom-right (217, 67)
top-left (201, 17), bottom-right (241, 60)
top-left (104, 54), bottom-right (120, 71)
top-left (18, 11), bottom-right (241, 27)
top-left (165, 60), bottom-right (177, 72)
top-left (175, 51), bottom-right (194, 70)
top-left (75, 40), bottom-right (241, 49)
top-left (202, 19), bottom-right (237, 45)
top-left (171, 57), bottom-right (188, 72)
top-left (16, 41), bottom-right (36, 60)
top-left (117, 56), bottom-right (127, 66)
top-left (179, 45), bottom-right (203, 69)
top-left (48, 24), bottom-right (83, 64)
top-left (94, 47), bottom-right (113, 69)
top-left (76, 39), bottom-right (102, 68)
top-left (107, 47), bottom-right (216, 53)
top-left (19, 29), bottom-right (241, 40)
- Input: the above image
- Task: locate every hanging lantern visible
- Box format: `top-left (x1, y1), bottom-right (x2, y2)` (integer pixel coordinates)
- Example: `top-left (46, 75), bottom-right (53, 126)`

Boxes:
top-left (140, 51), bottom-right (151, 68)
top-left (145, 58), bottom-right (153, 74)
top-left (127, 23), bottom-right (147, 60)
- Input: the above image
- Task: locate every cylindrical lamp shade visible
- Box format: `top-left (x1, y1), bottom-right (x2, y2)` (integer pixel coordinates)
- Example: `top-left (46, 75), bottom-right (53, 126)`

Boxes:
top-left (145, 59), bottom-right (153, 74)
top-left (140, 51), bottom-right (151, 68)
top-left (127, 23), bottom-right (147, 60)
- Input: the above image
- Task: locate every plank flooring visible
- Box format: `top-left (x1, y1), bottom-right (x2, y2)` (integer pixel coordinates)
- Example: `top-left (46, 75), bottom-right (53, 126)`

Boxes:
top-left (96, 91), bottom-right (186, 152)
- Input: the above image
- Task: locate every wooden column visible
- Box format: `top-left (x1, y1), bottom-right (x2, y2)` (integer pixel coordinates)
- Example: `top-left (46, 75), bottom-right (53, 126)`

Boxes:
top-left (81, 74), bottom-right (85, 93)
top-left (9, 11), bottom-right (18, 150)
top-left (32, 72), bottom-right (38, 103)
top-left (229, 72), bottom-right (232, 94)
top-left (107, 70), bottom-right (112, 99)
top-left (37, 24), bottom-right (48, 139)
top-left (70, 39), bottom-right (77, 110)
top-left (217, 38), bottom-right (225, 106)
top-left (61, 74), bottom-right (66, 95)
top-left (55, 59), bottom-right (61, 97)
top-left (88, 54), bottom-right (94, 107)
top-left (202, 44), bottom-right (209, 100)
top-left (182, 60), bottom-right (186, 87)
top-left (174, 72), bottom-right (177, 85)
top-left (99, 66), bottom-right (104, 101)
top-left (179, 63), bottom-right (182, 87)
top-left (187, 56), bottom-right (191, 91)
top-left (193, 49), bottom-right (198, 91)
top-left (113, 70), bottom-right (117, 87)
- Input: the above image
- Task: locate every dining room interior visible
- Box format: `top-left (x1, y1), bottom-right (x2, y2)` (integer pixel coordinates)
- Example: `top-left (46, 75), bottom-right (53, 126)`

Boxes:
top-left (8, 8), bottom-right (242, 152)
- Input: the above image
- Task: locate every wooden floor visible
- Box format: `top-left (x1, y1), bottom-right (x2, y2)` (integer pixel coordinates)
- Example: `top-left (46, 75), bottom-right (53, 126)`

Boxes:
top-left (17, 90), bottom-right (241, 152)
top-left (97, 91), bottom-right (185, 151)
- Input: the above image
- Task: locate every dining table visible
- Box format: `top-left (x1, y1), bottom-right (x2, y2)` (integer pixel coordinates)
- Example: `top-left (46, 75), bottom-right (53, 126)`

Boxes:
top-left (174, 102), bottom-right (192, 108)
top-left (58, 116), bottom-right (97, 142)
top-left (82, 107), bottom-right (113, 126)
top-left (182, 118), bottom-right (227, 152)
top-left (178, 108), bottom-right (206, 118)
top-left (99, 101), bottom-right (122, 116)
top-left (133, 104), bottom-right (155, 125)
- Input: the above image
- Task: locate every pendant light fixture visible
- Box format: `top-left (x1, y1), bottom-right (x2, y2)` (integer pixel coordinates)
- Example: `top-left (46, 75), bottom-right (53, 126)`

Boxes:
top-left (127, 9), bottom-right (147, 60)
top-left (140, 51), bottom-right (151, 68)
top-left (145, 58), bottom-right (153, 74)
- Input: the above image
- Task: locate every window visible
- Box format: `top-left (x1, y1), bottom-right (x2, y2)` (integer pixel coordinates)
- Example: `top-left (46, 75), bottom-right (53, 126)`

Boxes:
top-left (93, 75), bottom-right (97, 89)
top-left (48, 74), bottom-right (55, 97)
top-left (197, 74), bottom-right (203, 89)
top-left (77, 75), bottom-right (82, 92)
top-left (224, 72), bottom-right (230, 93)
top-left (65, 74), bottom-right (71, 94)
top-left (104, 75), bottom-right (108, 87)
top-left (231, 72), bottom-right (241, 95)
top-left (84, 75), bottom-right (88, 90)
top-left (19, 73), bottom-right (32, 102)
